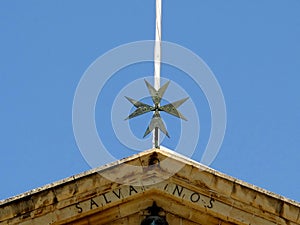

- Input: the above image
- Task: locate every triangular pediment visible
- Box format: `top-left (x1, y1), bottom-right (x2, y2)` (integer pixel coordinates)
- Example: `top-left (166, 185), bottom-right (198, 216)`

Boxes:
top-left (1, 148), bottom-right (300, 225)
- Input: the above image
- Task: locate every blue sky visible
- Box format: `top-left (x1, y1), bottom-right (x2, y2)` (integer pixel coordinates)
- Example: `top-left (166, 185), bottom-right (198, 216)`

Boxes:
top-left (1, 0), bottom-right (300, 202)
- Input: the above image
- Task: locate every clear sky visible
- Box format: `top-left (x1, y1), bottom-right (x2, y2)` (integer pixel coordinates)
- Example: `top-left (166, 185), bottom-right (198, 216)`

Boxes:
top-left (1, 0), bottom-right (300, 202)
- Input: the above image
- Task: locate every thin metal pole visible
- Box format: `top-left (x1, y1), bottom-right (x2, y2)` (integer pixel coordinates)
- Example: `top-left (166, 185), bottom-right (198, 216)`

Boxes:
top-left (153, 0), bottom-right (162, 148)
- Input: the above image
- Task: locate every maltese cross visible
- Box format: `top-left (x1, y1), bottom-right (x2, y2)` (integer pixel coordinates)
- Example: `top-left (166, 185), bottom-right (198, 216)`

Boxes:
top-left (125, 80), bottom-right (188, 138)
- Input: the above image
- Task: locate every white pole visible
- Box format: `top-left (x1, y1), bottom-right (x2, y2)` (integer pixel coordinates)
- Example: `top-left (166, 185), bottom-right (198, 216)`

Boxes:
top-left (154, 0), bottom-right (162, 89)
top-left (153, 0), bottom-right (162, 148)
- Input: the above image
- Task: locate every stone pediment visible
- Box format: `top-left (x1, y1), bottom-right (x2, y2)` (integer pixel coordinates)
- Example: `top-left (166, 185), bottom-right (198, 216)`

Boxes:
top-left (1, 148), bottom-right (300, 225)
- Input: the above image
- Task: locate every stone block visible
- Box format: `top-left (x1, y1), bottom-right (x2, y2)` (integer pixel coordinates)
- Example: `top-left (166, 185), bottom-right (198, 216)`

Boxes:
top-left (282, 202), bottom-right (300, 222)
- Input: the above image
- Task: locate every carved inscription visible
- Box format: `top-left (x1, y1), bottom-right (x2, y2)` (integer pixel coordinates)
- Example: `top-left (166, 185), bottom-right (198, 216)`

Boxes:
top-left (166, 183), bottom-right (215, 209)
top-left (74, 183), bottom-right (215, 214)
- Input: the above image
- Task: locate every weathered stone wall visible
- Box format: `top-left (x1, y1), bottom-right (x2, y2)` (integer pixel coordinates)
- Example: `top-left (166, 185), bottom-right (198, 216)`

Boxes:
top-left (0, 149), bottom-right (299, 225)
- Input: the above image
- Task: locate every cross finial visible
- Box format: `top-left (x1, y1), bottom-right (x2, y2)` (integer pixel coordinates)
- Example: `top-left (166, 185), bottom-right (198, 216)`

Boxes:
top-left (125, 0), bottom-right (188, 148)
top-left (125, 80), bottom-right (188, 146)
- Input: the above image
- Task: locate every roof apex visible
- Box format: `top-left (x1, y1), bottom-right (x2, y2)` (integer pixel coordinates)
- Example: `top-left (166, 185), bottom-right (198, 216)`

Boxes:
top-left (1, 148), bottom-right (300, 225)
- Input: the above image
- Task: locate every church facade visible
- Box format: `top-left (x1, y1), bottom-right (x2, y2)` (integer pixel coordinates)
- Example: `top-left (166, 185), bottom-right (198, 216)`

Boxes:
top-left (1, 148), bottom-right (300, 225)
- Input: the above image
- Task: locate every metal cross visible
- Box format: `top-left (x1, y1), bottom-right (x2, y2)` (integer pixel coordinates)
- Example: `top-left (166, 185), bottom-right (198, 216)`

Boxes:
top-left (125, 80), bottom-right (188, 148)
